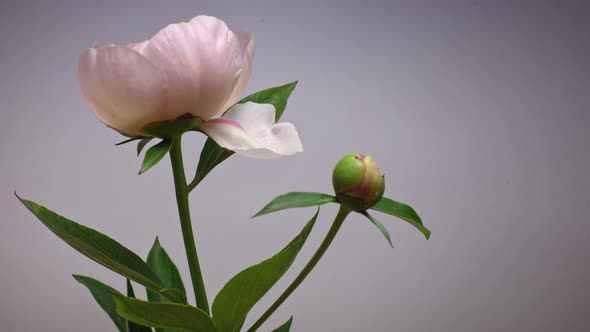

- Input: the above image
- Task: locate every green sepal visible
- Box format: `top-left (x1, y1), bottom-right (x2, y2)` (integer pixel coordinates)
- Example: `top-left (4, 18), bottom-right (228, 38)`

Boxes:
top-left (112, 292), bottom-right (216, 332)
top-left (116, 137), bottom-right (143, 146)
top-left (371, 197), bottom-right (430, 240)
top-left (127, 279), bottom-right (153, 332)
top-left (16, 194), bottom-right (167, 295)
top-left (140, 140), bottom-right (171, 174)
top-left (212, 209), bottom-right (319, 332)
top-left (137, 138), bottom-right (153, 156)
top-left (141, 116), bottom-right (201, 140)
top-left (272, 317), bottom-right (294, 332)
top-left (146, 237), bottom-right (187, 306)
top-left (73, 275), bottom-right (127, 332)
top-left (253, 192), bottom-right (337, 217)
top-left (359, 211), bottom-right (394, 248)
top-left (332, 153), bottom-right (385, 211)
top-left (188, 81), bottom-right (298, 191)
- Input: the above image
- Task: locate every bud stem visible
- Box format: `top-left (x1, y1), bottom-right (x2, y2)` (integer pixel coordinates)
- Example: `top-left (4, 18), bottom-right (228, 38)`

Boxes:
top-left (169, 135), bottom-right (210, 314)
top-left (247, 205), bottom-right (352, 332)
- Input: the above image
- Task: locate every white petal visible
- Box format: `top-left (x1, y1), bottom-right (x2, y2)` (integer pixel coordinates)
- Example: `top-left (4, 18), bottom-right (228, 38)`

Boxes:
top-left (220, 31), bottom-right (255, 111)
top-left (199, 118), bottom-right (258, 151)
top-left (77, 46), bottom-right (168, 135)
top-left (142, 15), bottom-right (242, 120)
top-left (223, 100), bottom-right (275, 136)
top-left (199, 102), bottom-right (303, 159)
top-left (234, 122), bottom-right (303, 159)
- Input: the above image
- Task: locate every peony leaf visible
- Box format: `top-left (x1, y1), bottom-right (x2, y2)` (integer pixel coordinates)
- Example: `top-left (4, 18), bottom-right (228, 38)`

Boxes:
top-left (112, 292), bottom-right (215, 332)
top-left (253, 192), bottom-right (337, 217)
top-left (126, 279), bottom-right (153, 332)
top-left (238, 81), bottom-right (298, 121)
top-left (189, 138), bottom-right (233, 190)
top-left (146, 237), bottom-right (187, 307)
top-left (371, 197), bottom-right (430, 240)
top-left (359, 211), bottom-right (394, 247)
top-left (140, 140), bottom-right (171, 174)
top-left (16, 194), bottom-right (167, 295)
top-left (188, 81), bottom-right (298, 191)
top-left (212, 209), bottom-right (318, 332)
top-left (74, 275), bottom-right (127, 332)
top-left (272, 317), bottom-right (294, 332)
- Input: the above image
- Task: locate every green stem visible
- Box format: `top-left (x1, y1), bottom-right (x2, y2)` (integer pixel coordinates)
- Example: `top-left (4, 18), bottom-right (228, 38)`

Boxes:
top-left (169, 135), bottom-right (210, 314)
top-left (247, 205), bottom-right (352, 332)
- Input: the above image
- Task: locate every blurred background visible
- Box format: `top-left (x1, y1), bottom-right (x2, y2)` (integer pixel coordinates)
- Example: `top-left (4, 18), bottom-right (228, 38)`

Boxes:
top-left (1, 0), bottom-right (588, 331)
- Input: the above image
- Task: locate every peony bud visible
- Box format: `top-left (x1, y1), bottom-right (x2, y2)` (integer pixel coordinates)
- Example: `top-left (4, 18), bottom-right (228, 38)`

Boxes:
top-left (332, 153), bottom-right (385, 211)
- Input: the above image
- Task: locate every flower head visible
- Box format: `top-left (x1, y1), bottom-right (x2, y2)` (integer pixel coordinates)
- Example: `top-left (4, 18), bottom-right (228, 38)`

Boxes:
top-left (332, 153), bottom-right (385, 211)
top-left (78, 15), bottom-right (302, 159)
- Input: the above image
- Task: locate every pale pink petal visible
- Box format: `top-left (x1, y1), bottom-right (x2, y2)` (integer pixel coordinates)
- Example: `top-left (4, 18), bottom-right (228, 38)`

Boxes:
top-left (220, 31), bottom-right (255, 111)
top-left (199, 102), bottom-right (303, 159)
top-left (142, 15), bottom-right (242, 120)
top-left (200, 118), bottom-right (259, 151)
top-left (127, 40), bottom-right (149, 53)
top-left (78, 46), bottom-right (168, 135)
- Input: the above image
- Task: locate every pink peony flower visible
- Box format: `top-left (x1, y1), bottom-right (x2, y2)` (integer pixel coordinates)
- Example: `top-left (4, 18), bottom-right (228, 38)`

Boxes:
top-left (78, 15), bottom-right (302, 159)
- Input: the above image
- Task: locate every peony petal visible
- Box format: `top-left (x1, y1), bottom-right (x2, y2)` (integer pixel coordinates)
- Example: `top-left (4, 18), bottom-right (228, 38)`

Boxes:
top-left (220, 31), bottom-right (255, 111)
top-left (199, 117), bottom-right (259, 151)
top-left (77, 46), bottom-right (168, 135)
top-left (142, 15), bottom-right (242, 120)
top-left (127, 40), bottom-right (149, 53)
top-left (199, 102), bottom-right (303, 159)
top-left (234, 122), bottom-right (303, 159)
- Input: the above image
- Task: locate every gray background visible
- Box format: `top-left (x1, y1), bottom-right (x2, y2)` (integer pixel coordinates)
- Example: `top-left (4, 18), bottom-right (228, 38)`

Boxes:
top-left (1, 0), bottom-right (588, 331)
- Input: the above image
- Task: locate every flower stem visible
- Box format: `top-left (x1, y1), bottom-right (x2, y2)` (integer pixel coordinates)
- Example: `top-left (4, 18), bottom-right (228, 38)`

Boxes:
top-left (169, 135), bottom-right (209, 314)
top-left (246, 205), bottom-right (352, 332)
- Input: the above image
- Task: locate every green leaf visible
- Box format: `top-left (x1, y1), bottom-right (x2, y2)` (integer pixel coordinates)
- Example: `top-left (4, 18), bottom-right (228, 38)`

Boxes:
top-left (272, 317), bottom-right (293, 332)
top-left (212, 209), bottom-right (319, 332)
top-left (253, 192), bottom-right (337, 217)
top-left (189, 139), bottom-right (233, 190)
top-left (188, 81), bottom-right (298, 191)
top-left (371, 197), bottom-right (430, 240)
top-left (140, 140), bottom-right (171, 174)
top-left (159, 288), bottom-right (187, 301)
top-left (146, 237), bottom-right (187, 306)
top-left (16, 194), bottom-right (164, 294)
top-left (73, 275), bottom-right (127, 332)
top-left (112, 292), bottom-right (216, 332)
top-left (238, 81), bottom-right (298, 122)
top-left (137, 138), bottom-right (153, 156)
top-left (360, 211), bottom-right (394, 248)
top-left (127, 279), bottom-right (153, 332)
